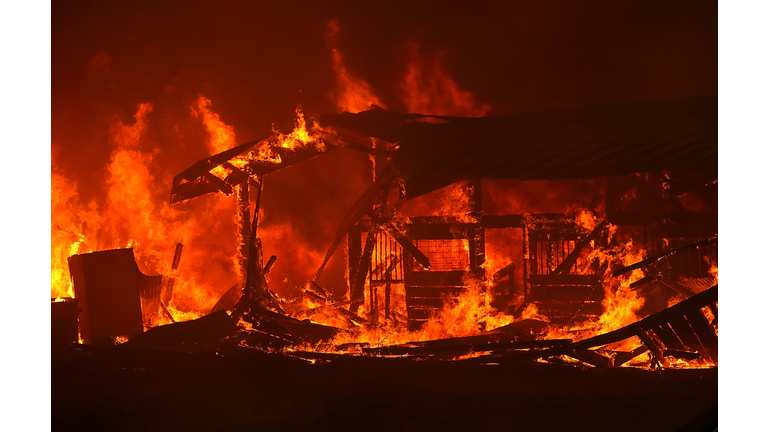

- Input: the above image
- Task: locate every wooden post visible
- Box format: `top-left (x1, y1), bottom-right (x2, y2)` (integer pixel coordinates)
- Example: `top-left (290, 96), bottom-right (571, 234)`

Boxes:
top-left (235, 182), bottom-right (251, 284)
top-left (522, 223), bottom-right (531, 301)
top-left (468, 179), bottom-right (485, 279)
top-left (348, 226), bottom-right (363, 313)
top-left (162, 243), bottom-right (184, 305)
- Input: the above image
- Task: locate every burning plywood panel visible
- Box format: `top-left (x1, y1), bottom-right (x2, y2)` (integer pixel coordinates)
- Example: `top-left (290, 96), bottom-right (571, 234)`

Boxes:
top-left (68, 248), bottom-right (162, 344)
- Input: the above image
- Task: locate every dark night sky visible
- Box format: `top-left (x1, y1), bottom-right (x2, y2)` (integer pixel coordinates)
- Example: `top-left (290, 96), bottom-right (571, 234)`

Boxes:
top-left (53, 0), bottom-right (717, 199)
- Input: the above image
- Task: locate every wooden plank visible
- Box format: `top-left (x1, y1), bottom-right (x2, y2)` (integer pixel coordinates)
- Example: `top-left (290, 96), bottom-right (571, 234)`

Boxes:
top-left (351, 229), bottom-right (377, 310)
top-left (492, 263), bottom-right (516, 283)
top-left (549, 220), bottom-right (608, 277)
top-left (405, 297), bottom-right (445, 308)
top-left (405, 286), bottom-right (466, 299)
top-left (570, 285), bottom-right (717, 350)
top-left (347, 228), bottom-right (363, 313)
top-left (613, 235), bottom-right (717, 277)
top-left (668, 316), bottom-right (714, 364)
top-left (529, 274), bottom-right (602, 287)
top-left (526, 285), bottom-right (601, 303)
top-left (684, 309), bottom-right (718, 363)
top-left (652, 322), bottom-right (687, 351)
top-left (405, 271), bottom-right (467, 287)
top-left (385, 223), bottom-right (431, 269)
top-left (481, 214), bottom-right (572, 229)
top-left (405, 307), bottom-right (438, 320)
top-left (637, 330), bottom-right (669, 368)
top-left (405, 222), bottom-right (479, 240)
top-left (365, 338), bottom-right (571, 357)
top-left (568, 349), bottom-right (612, 368)
top-left (613, 346), bottom-right (649, 367)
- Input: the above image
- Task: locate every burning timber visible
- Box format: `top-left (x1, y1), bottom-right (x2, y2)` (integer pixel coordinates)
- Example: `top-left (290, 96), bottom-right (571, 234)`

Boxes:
top-left (53, 97), bottom-right (718, 431)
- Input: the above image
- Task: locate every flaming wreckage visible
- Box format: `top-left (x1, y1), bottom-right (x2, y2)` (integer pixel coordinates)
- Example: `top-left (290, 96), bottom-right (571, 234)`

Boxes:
top-left (54, 97), bottom-right (717, 430)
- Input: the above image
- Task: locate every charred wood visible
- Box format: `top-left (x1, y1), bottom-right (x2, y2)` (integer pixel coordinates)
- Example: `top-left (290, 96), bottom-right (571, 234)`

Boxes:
top-left (123, 310), bottom-right (237, 353)
top-left (315, 171), bottom-right (397, 280)
top-left (684, 309), bottom-right (718, 363)
top-left (613, 346), bottom-right (649, 367)
top-left (492, 263), bottom-right (517, 284)
top-left (347, 227), bottom-right (363, 313)
top-left (668, 316), bottom-right (714, 364)
top-left (550, 220), bottom-right (609, 278)
top-left (159, 301), bottom-right (175, 323)
top-left (636, 330), bottom-right (669, 368)
top-left (570, 285), bottom-right (717, 350)
top-left (162, 243), bottom-right (183, 305)
top-left (567, 349), bottom-right (612, 368)
top-left (363, 337), bottom-right (571, 357)
top-left (613, 236), bottom-right (717, 277)
top-left (264, 255), bottom-right (277, 275)
top-left (663, 349), bottom-right (701, 361)
top-left (384, 222), bottom-right (430, 270)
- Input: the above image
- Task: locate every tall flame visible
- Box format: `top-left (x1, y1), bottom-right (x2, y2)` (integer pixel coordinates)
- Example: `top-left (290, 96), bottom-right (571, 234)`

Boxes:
top-left (327, 19), bottom-right (386, 113)
top-left (402, 41), bottom-right (490, 117)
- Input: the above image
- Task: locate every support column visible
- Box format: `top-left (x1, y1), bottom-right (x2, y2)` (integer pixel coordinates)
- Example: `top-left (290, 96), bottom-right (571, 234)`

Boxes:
top-left (235, 182), bottom-right (251, 285)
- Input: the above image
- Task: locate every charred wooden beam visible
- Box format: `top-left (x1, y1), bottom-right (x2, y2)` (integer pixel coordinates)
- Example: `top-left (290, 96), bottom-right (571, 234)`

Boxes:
top-left (552, 220), bottom-right (609, 277)
top-left (492, 263), bottom-right (516, 284)
top-left (570, 284), bottom-right (717, 350)
top-left (637, 330), bottom-right (669, 368)
top-left (668, 315), bottom-right (714, 364)
top-left (162, 243), bottom-right (183, 305)
top-left (364, 338), bottom-right (571, 357)
top-left (652, 322), bottom-right (687, 351)
top-left (663, 349), bottom-right (701, 361)
top-left (522, 223), bottom-right (531, 300)
top-left (264, 255), bottom-right (277, 275)
top-left (613, 235), bottom-right (717, 277)
top-left (684, 309), bottom-right (718, 363)
top-left (235, 181), bottom-right (251, 283)
top-left (649, 270), bottom-right (697, 298)
top-left (159, 301), bottom-right (175, 323)
top-left (173, 138), bottom-right (266, 186)
top-left (629, 275), bottom-right (655, 290)
top-left (315, 171), bottom-right (396, 280)
top-left (222, 161), bottom-right (252, 185)
top-left (203, 172), bottom-right (234, 196)
top-left (613, 346), bottom-right (649, 367)
top-left (308, 280), bottom-right (332, 303)
top-left (347, 226), bottom-right (363, 313)
top-left (351, 229), bottom-right (377, 314)
top-left (567, 349), bottom-right (612, 368)
top-left (384, 222), bottom-right (430, 270)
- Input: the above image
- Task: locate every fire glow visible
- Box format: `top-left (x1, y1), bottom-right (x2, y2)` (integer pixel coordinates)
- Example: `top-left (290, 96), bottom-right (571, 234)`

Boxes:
top-left (52, 18), bottom-right (717, 372)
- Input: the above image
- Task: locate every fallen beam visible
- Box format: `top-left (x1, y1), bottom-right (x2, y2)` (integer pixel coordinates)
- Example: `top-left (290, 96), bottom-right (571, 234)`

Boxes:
top-left (613, 236), bottom-right (717, 277)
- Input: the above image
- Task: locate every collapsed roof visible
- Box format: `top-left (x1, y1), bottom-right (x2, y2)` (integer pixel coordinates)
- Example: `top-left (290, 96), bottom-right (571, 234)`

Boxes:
top-left (320, 96), bottom-right (717, 199)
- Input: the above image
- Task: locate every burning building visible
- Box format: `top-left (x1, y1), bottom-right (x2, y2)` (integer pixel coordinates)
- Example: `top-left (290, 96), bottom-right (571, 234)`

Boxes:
top-left (50, 2), bottom-right (718, 431)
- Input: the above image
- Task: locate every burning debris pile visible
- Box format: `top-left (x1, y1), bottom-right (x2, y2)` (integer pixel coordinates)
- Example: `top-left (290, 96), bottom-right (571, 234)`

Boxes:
top-left (53, 96), bottom-right (717, 373)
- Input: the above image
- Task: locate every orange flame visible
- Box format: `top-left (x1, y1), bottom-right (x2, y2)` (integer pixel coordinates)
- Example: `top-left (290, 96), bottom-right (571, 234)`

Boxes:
top-left (327, 19), bottom-right (385, 113)
top-left (402, 41), bottom-right (490, 117)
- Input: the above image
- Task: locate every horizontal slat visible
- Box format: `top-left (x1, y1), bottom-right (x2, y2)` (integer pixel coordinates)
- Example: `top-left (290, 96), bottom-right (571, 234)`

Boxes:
top-left (406, 307), bottom-right (439, 320)
top-left (405, 271), bottom-right (467, 287)
top-left (406, 223), bottom-right (480, 240)
top-left (527, 285), bottom-right (603, 302)
top-left (529, 274), bottom-right (601, 286)
top-left (405, 297), bottom-right (445, 308)
top-left (532, 301), bottom-right (603, 318)
top-left (406, 286), bottom-right (467, 299)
